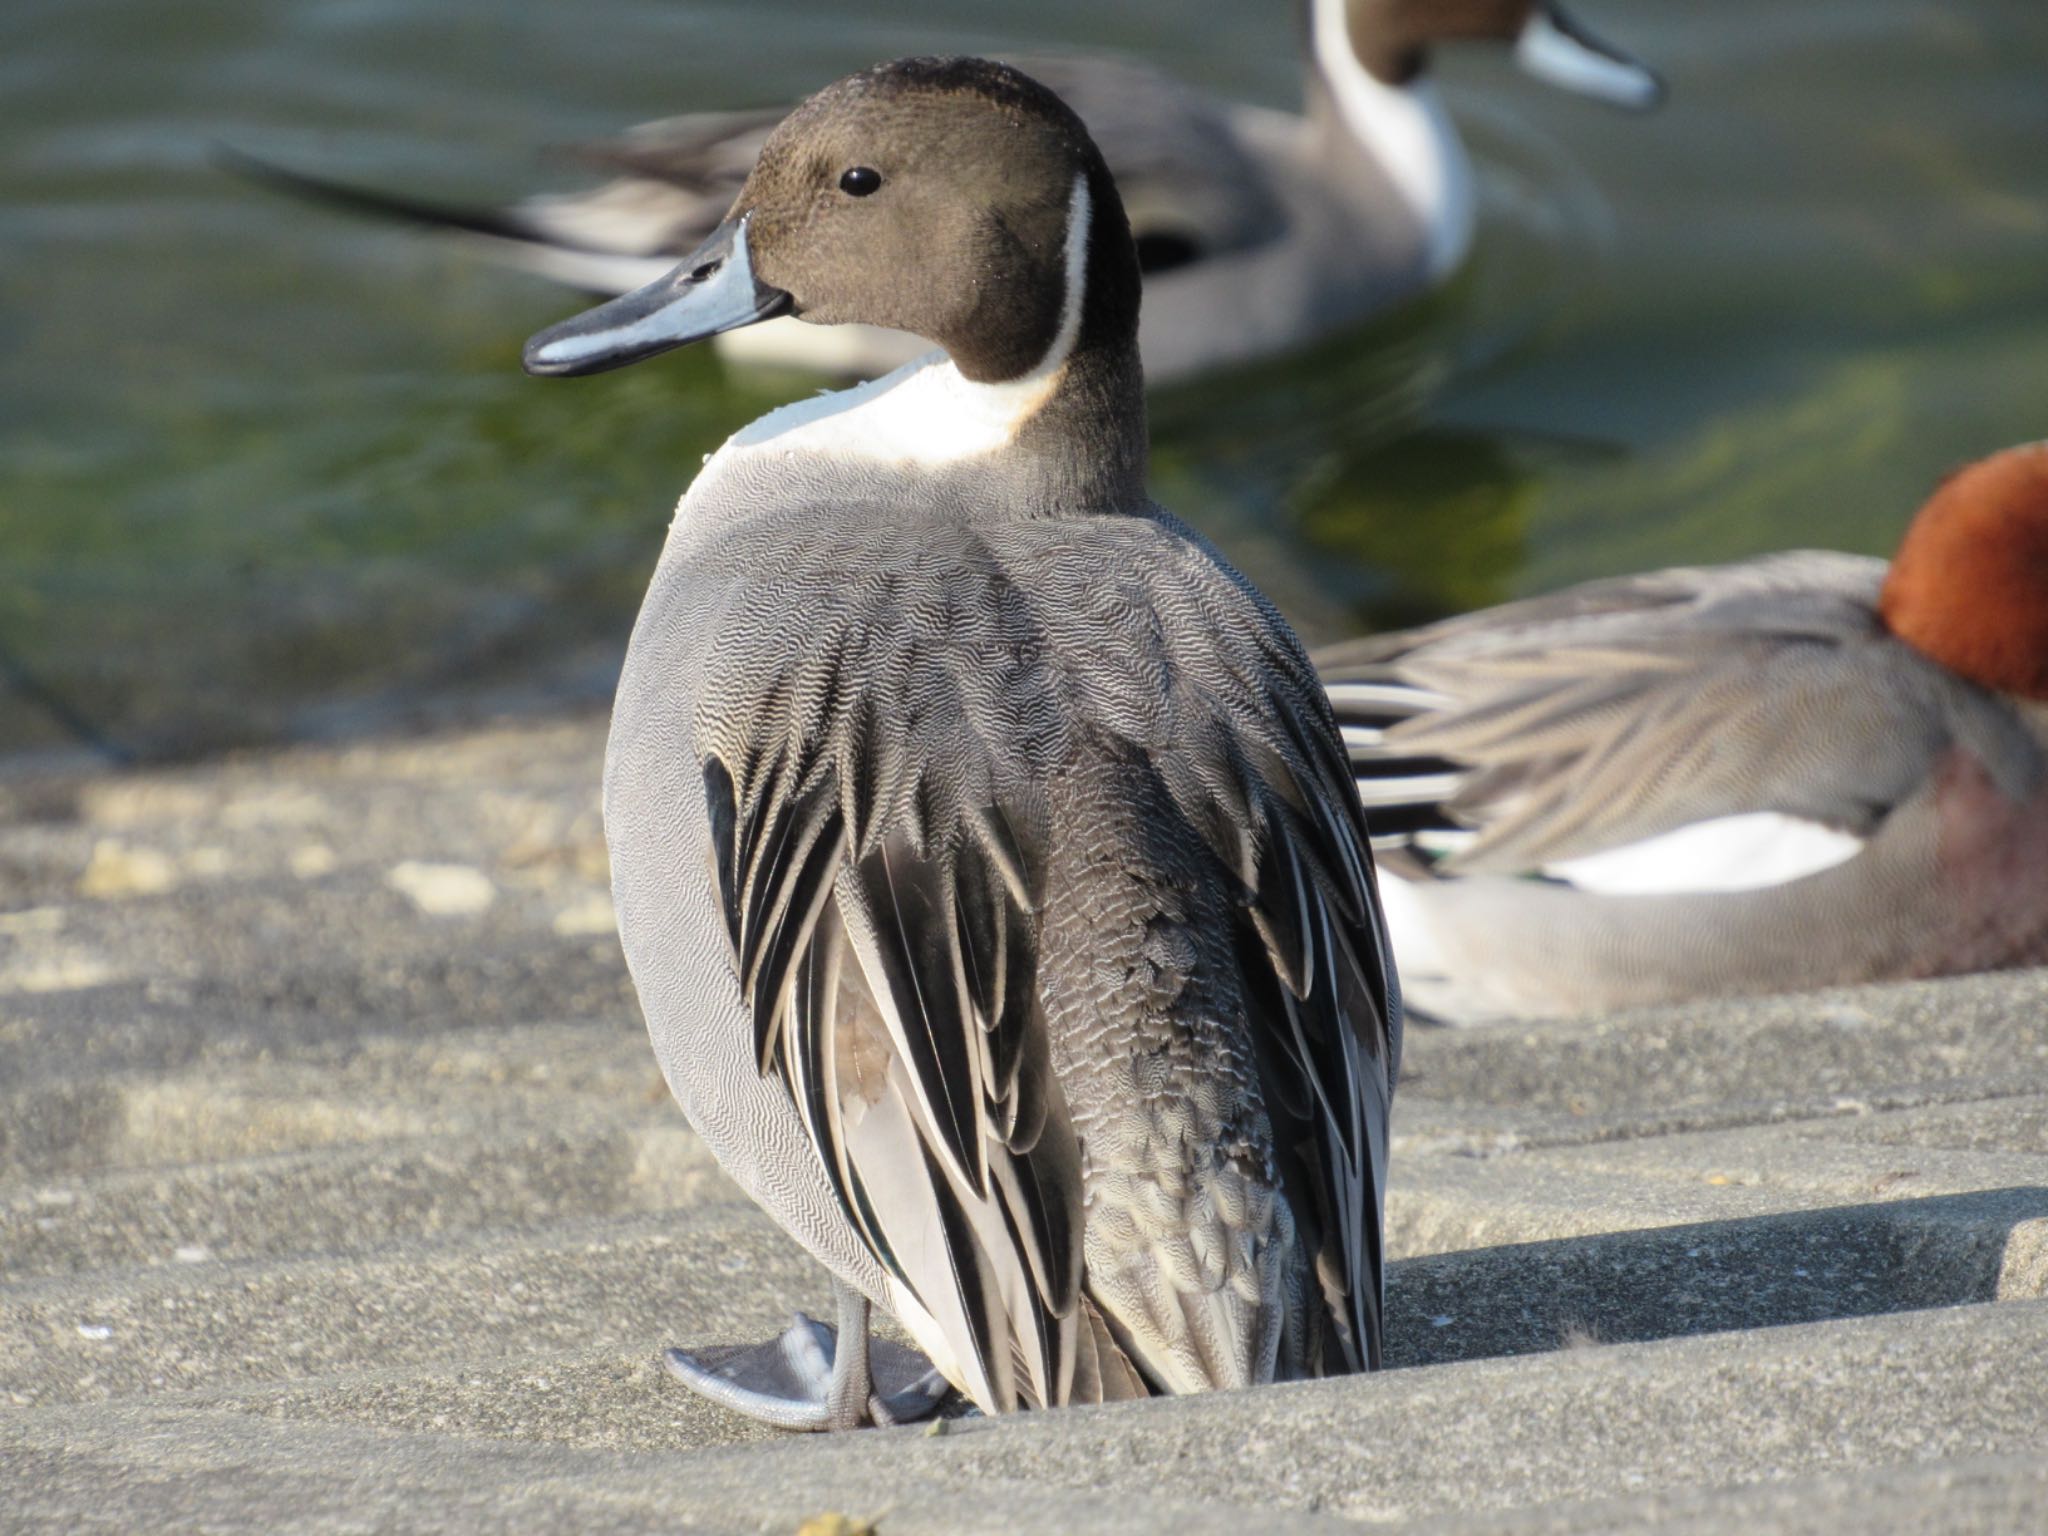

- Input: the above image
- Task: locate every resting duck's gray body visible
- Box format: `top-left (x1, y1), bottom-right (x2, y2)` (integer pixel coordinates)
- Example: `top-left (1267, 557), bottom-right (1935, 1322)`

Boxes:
top-left (1316, 443), bottom-right (2048, 1023)
top-left (246, 1), bottom-right (1658, 384)
top-left (526, 58), bottom-right (1399, 1424)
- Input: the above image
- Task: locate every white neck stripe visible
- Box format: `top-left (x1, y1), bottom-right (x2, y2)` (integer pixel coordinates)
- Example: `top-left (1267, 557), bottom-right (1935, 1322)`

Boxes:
top-left (1030, 171), bottom-right (1092, 381)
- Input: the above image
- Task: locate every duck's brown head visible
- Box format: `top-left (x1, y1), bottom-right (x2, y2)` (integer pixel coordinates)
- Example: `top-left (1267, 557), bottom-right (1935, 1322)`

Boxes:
top-left (1328, 0), bottom-right (1663, 105)
top-left (1881, 442), bottom-right (2048, 701)
top-left (523, 57), bottom-right (1139, 387)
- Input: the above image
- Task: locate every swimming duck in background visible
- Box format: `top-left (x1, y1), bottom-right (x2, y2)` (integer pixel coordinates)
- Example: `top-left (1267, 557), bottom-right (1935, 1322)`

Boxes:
top-left (526, 57), bottom-right (1398, 1426)
top-left (1319, 443), bottom-right (2048, 1024)
top-left (239, 0), bottom-right (1660, 384)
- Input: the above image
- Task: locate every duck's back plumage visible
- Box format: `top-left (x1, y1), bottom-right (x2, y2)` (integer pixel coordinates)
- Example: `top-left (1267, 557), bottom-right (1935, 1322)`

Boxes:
top-left (610, 483), bottom-right (1397, 1407)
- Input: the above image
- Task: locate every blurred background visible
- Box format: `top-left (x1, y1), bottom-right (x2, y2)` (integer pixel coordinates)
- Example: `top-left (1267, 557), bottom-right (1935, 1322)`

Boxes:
top-left (4, 0), bottom-right (2046, 770)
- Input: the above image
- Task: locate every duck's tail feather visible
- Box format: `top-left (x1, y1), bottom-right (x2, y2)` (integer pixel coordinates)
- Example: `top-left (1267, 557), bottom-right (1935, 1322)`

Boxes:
top-left (212, 145), bottom-right (675, 295)
top-left (1321, 677), bottom-right (1471, 857)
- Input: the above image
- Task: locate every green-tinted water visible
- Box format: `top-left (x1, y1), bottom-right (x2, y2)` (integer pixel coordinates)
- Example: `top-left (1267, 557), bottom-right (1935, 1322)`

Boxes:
top-left (4, 1), bottom-right (2045, 764)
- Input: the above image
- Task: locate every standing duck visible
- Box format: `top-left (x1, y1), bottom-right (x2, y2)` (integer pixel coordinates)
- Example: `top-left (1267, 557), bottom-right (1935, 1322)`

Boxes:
top-left (524, 57), bottom-right (1399, 1426)
top-left (1319, 443), bottom-right (2048, 1023)
top-left (243, 1), bottom-right (1659, 384)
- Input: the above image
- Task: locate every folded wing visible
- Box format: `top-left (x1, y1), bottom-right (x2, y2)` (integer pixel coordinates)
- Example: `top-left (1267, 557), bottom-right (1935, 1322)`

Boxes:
top-left (693, 516), bottom-right (1399, 1403)
top-left (1318, 551), bottom-right (2043, 878)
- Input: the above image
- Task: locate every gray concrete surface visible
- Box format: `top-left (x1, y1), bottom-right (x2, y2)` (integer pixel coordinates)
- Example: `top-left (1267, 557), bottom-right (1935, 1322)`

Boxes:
top-left (2, 715), bottom-right (2044, 1533)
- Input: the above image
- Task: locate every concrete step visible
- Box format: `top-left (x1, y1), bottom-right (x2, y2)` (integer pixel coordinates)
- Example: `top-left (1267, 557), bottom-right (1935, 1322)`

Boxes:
top-left (678, 1297), bottom-right (2048, 1535)
top-left (1399, 968), bottom-right (2048, 1143)
top-left (10, 1173), bottom-right (2043, 1410)
top-left (0, 1116), bottom-right (728, 1280)
top-left (0, 1395), bottom-right (1342, 1536)
top-left (0, 1206), bottom-right (815, 1409)
top-left (0, 936), bottom-right (638, 1100)
top-left (11, 716), bottom-right (2048, 1533)
top-left (1393, 1103), bottom-right (2048, 1257)
top-left (0, 1019), bottom-right (658, 1182)
top-left (3, 1300), bottom-right (2044, 1535)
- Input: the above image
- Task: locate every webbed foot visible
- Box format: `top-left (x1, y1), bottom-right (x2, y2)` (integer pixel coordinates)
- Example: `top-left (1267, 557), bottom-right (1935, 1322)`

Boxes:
top-left (663, 1282), bottom-right (949, 1431)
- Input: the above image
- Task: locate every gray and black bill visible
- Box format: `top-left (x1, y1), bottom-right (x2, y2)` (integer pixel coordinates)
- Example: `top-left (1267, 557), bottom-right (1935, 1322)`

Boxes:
top-left (522, 216), bottom-right (790, 377)
top-left (1516, 2), bottom-right (1666, 111)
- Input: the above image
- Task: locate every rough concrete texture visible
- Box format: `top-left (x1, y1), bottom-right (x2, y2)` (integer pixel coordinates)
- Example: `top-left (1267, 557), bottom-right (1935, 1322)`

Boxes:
top-left (2, 715), bottom-right (2044, 1534)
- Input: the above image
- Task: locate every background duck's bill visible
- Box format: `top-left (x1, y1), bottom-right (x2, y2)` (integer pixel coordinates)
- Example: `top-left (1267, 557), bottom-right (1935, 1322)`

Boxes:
top-left (522, 218), bottom-right (790, 377)
top-left (1515, 2), bottom-right (1665, 112)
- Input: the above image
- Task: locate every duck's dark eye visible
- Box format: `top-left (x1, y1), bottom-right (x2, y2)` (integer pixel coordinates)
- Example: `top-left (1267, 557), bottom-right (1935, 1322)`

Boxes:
top-left (838, 166), bottom-right (882, 197)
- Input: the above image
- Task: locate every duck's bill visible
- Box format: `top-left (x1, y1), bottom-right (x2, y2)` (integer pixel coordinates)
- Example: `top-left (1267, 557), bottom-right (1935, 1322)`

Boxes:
top-left (1515, 3), bottom-right (1665, 111)
top-left (522, 217), bottom-right (791, 377)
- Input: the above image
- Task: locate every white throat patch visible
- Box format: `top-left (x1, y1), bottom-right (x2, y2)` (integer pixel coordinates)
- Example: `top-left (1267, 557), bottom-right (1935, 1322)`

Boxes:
top-left (706, 173), bottom-right (1095, 477)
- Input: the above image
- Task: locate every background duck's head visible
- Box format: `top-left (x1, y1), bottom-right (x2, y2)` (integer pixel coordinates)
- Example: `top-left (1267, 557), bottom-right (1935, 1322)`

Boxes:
top-left (1324, 0), bottom-right (1663, 108)
top-left (524, 57), bottom-right (1139, 386)
top-left (1880, 441), bottom-right (2048, 703)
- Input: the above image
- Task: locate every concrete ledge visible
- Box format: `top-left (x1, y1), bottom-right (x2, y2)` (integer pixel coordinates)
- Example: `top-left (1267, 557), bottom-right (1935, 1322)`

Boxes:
top-left (7, 717), bottom-right (2047, 1533)
top-left (4, 1301), bottom-right (2045, 1534)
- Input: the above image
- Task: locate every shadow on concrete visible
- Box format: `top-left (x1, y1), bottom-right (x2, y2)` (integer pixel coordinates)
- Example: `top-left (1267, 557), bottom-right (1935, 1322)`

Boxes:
top-left (1384, 1187), bottom-right (2048, 1369)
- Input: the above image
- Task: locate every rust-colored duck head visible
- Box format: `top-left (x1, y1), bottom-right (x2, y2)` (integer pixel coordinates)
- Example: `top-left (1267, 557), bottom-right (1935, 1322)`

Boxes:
top-left (1881, 442), bottom-right (2048, 702)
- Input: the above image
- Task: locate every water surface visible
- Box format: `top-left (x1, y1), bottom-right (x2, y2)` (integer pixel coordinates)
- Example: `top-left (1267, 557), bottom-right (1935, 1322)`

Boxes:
top-left (4, 1), bottom-right (2045, 764)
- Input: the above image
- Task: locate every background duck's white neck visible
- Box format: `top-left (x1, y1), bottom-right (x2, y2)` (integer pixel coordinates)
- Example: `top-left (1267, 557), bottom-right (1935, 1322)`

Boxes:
top-left (1308, 0), bottom-right (1476, 280)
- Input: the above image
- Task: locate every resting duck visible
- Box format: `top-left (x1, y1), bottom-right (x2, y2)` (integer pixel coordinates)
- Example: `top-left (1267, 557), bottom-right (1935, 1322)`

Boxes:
top-left (1319, 443), bottom-right (2048, 1023)
top-left (524, 57), bottom-right (1399, 1426)
top-left (242, 0), bottom-right (1659, 383)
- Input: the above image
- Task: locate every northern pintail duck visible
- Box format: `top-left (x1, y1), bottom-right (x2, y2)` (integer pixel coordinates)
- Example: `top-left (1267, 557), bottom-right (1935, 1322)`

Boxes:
top-left (249, 1), bottom-right (1659, 384)
top-left (1319, 443), bottom-right (2048, 1023)
top-left (524, 57), bottom-right (1400, 1425)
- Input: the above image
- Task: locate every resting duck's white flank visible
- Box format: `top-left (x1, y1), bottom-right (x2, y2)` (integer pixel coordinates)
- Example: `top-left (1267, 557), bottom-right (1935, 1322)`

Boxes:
top-left (235, 2), bottom-right (1660, 384)
top-left (525, 57), bottom-right (1401, 1429)
top-left (1539, 813), bottom-right (1866, 897)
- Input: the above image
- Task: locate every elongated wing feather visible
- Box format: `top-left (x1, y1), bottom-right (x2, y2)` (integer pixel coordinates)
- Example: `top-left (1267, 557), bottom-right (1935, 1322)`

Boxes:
top-left (707, 733), bottom-right (1094, 1412)
top-left (1232, 687), bottom-right (1398, 1370)
top-left (1317, 551), bottom-right (2044, 875)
